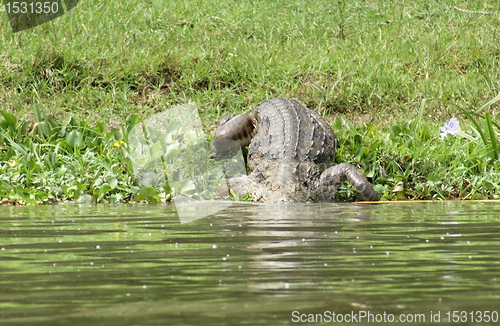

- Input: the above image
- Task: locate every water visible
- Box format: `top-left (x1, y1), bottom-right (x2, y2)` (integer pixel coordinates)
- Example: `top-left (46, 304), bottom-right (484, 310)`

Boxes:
top-left (1, 201), bottom-right (500, 325)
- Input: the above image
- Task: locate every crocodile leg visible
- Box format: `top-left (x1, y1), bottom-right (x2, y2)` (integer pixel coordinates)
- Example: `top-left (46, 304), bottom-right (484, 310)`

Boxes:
top-left (214, 113), bottom-right (255, 147)
top-left (211, 113), bottom-right (256, 159)
top-left (215, 176), bottom-right (249, 199)
top-left (315, 163), bottom-right (379, 201)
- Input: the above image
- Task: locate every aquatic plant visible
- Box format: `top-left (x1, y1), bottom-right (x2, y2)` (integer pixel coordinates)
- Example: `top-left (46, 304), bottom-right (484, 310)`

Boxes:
top-left (0, 105), bottom-right (147, 204)
top-left (454, 93), bottom-right (500, 161)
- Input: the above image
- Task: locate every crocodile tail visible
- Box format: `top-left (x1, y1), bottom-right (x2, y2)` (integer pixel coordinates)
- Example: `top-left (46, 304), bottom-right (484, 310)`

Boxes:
top-left (316, 163), bottom-right (379, 201)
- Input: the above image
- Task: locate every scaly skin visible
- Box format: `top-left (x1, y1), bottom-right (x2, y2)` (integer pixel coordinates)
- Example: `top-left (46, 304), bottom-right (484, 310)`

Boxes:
top-left (213, 97), bottom-right (379, 202)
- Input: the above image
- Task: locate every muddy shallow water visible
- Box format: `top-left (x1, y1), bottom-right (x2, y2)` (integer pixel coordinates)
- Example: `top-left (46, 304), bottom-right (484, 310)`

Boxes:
top-left (1, 201), bottom-right (499, 325)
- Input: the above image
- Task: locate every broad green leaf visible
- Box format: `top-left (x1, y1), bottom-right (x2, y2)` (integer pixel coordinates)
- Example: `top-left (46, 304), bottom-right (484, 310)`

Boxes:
top-left (96, 121), bottom-right (108, 134)
top-left (37, 121), bottom-right (52, 137)
top-left (179, 179), bottom-right (196, 193)
top-left (151, 141), bottom-right (163, 160)
top-left (113, 130), bottom-right (123, 141)
top-left (110, 194), bottom-right (123, 204)
top-left (106, 177), bottom-right (118, 189)
top-left (99, 183), bottom-right (113, 196)
top-left (66, 130), bottom-right (84, 148)
top-left (1, 111), bottom-right (17, 128)
top-left (166, 121), bottom-right (183, 134)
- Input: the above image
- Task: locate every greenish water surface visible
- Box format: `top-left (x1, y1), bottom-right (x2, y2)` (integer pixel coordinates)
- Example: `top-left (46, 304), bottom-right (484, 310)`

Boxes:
top-left (1, 202), bottom-right (500, 325)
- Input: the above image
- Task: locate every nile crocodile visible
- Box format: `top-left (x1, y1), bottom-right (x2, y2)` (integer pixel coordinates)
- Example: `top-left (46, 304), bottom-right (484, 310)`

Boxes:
top-left (211, 97), bottom-right (379, 202)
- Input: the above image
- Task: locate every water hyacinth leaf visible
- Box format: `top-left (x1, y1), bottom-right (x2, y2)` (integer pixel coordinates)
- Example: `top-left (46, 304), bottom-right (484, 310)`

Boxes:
top-left (16, 189), bottom-right (36, 205)
top-left (392, 181), bottom-right (404, 193)
top-left (483, 181), bottom-right (495, 190)
top-left (390, 125), bottom-right (401, 137)
top-left (75, 182), bottom-right (87, 192)
top-left (35, 192), bottom-right (50, 202)
top-left (1, 111), bottom-right (17, 130)
top-left (184, 129), bottom-right (203, 142)
top-left (96, 121), bottom-right (108, 134)
top-left (61, 185), bottom-right (72, 196)
top-left (19, 121), bottom-right (30, 136)
top-left (37, 121), bottom-right (52, 138)
top-left (178, 179), bottom-right (196, 194)
top-left (427, 172), bottom-right (439, 184)
top-left (55, 166), bottom-right (67, 178)
top-left (136, 171), bottom-right (161, 187)
top-left (47, 116), bottom-right (61, 130)
top-left (368, 140), bottom-right (381, 152)
top-left (99, 183), bottom-right (113, 196)
top-left (77, 194), bottom-right (93, 204)
top-left (135, 186), bottom-right (160, 202)
top-left (79, 120), bottom-right (89, 129)
top-left (373, 184), bottom-right (387, 195)
top-left (106, 176), bottom-right (118, 189)
top-left (34, 104), bottom-right (47, 122)
top-left (66, 130), bottom-right (84, 148)
top-left (110, 194), bottom-right (123, 204)
top-left (113, 130), bottom-right (123, 141)
top-left (58, 124), bottom-right (67, 138)
top-left (164, 142), bottom-right (180, 162)
top-left (0, 182), bottom-right (12, 192)
top-left (365, 124), bottom-right (377, 137)
top-left (164, 132), bottom-right (174, 144)
top-left (355, 146), bottom-right (368, 160)
top-left (94, 178), bottom-right (103, 187)
top-left (166, 121), bottom-right (183, 135)
top-left (26, 158), bottom-right (38, 171)
top-left (67, 115), bottom-right (77, 127)
top-left (150, 141), bottom-right (164, 161)
top-left (126, 114), bottom-right (140, 128)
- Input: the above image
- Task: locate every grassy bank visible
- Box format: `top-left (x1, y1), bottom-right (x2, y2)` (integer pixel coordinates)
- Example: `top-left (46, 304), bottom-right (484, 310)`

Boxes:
top-left (1, 0), bottom-right (500, 204)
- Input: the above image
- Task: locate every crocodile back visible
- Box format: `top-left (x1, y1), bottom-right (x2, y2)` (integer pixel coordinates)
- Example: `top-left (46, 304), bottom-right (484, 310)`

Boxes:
top-left (248, 98), bottom-right (338, 171)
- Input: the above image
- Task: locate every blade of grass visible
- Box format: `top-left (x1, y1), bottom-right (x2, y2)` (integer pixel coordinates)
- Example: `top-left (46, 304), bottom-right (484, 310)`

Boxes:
top-left (460, 109), bottom-right (489, 149)
top-left (476, 93), bottom-right (500, 113)
top-left (0, 131), bottom-right (28, 156)
top-left (484, 112), bottom-right (498, 160)
top-left (415, 98), bottom-right (426, 133)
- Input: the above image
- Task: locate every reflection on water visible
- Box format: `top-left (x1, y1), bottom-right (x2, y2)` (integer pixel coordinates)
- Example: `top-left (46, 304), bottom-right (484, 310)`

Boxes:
top-left (1, 202), bottom-right (500, 325)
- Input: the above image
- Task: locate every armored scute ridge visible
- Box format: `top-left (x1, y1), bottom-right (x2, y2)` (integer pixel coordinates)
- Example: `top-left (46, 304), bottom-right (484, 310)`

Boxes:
top-left (212, 97), bottom-right (379, 202)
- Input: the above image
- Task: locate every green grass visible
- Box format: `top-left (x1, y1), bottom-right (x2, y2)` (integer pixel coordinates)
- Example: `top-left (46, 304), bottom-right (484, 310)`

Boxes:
top-left (1, 0), bottom-right (500, 203)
